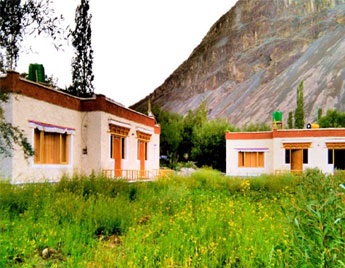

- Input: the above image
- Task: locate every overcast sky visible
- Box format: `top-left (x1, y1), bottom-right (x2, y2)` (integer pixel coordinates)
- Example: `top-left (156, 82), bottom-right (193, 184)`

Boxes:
top-left (17, 0), bottom-right (238, 107)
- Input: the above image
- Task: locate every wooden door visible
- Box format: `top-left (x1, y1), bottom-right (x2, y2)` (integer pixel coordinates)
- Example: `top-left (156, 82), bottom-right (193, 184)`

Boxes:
top-left (113, 136), bottom-right (122, 176)
top-left (139, 140), bottom-right (145, 177)
top-left (291, 149), bottom-right (303, 172)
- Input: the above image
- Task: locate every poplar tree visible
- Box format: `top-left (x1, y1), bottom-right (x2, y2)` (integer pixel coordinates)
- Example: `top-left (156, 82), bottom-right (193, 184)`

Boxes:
top-left (287, 111), bottom-right (293, 129)
top-left (294, 81), bottom-right (305, 129)
top-left (70, 0), bottom-right (94, 97)
top-left (0, 0), bottom-right (63, 71)
top-left (317, 108), bottom-right (323, 123)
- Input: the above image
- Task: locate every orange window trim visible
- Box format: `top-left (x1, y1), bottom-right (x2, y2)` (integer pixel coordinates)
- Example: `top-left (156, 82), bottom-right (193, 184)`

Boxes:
top-left (137, 131), bottom-right (151, 142)
top-left (326, 142), bottom-right (345, 149)
top-left (283, 143), bottom-right (311, 149)
top-left (109, 124), bottom-right (130, 137)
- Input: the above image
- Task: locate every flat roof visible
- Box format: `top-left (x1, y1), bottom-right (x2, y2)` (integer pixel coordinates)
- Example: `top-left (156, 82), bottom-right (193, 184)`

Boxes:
top-left (0, 71), bottom-right (156, 128)
top-left (226, 128), bottom-right (345, 140)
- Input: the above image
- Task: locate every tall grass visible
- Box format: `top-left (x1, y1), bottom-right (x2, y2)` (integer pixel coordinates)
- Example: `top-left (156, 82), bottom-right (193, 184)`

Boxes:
top-left (0, 169), bottom-right (344, 267)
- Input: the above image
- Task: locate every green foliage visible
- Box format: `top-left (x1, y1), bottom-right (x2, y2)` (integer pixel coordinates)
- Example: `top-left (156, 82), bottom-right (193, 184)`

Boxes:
top-left (191, 119), bottom-right (229, 171)
top-left (3, 171), bottom-right (345, 266)
top-left (0, 171), bottom-right (301, 267)
top-left (318, 109), bottom-right (345, 128)
top-left (152, 105), bottom-right (183, 169)
top-left (287, 111), bottom-right (293, 129)
top-left (0, 0), bottom-right (63, 70)
top-left (286, 169), bottom-right (345, 266)
top-left (0, 87), bottom-right (33, 158)
top-left (154, 102), bottom-right (272, 172)
top-left (153, 102), bottom-right (230, 171)
top-left (294, 81), bottom-right (305, 129)
top-left (317, 108), bottom-right (323, 123)
top-left (68, 0), bottom-right (94, 97)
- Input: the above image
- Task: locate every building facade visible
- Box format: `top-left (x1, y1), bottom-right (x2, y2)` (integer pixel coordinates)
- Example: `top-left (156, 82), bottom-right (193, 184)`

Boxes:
top-left (226, 128), bottom-right (345, 176)
top-left (0, 71), bottom-right (160, 183)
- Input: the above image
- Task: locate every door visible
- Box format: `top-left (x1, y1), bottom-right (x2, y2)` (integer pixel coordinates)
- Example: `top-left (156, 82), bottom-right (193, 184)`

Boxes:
top-left (113, 136), bottom-right (122, 176)
top-left (291, 149), bottom-right (303, 172)
top-left (139, 140), bottom-right (146, 177)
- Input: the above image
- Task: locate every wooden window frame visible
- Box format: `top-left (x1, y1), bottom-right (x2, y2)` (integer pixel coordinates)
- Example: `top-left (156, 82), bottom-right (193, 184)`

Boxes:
top-left (34, 129), bottom-right (70, 165)
top-left (238, 151), bottom-right (265, 168)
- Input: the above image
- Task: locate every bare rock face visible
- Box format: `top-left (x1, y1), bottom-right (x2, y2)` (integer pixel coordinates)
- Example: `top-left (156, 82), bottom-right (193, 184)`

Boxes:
top-left (131, 0), bottom-right (345, 126)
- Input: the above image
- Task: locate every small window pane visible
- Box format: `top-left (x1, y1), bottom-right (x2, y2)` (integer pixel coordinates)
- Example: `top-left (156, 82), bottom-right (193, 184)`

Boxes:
top-left (238, 152), bottom-right (244, 167)
top-left (61, 134), bottom-right (67, 163)
top-left (110, 135), bottom-right (113, 158)
top-left (121, 137), bottom-right (125, 159)
top-left (303, 149), bottom-right (308, 164)
top-left (328, 149), bottom-right (333, 164)
top-left (285, 149), bottom-right (291, 164)
top-left (145, 142), bottom-right (148, 160)
top-left (258, 152), bottom-right (264, 167)
top-left (34, 129), bottom-right (41, 163)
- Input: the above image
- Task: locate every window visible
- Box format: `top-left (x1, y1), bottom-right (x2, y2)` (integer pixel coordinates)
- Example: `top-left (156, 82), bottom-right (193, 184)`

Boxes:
top-left (238, 152), bottom-right (264, 168)
top-left (303, 149), bottom-right (308, 164)
top-left (328, 149), bottom-right (334, 164)
top-left (34, 129), bottom-right (70, 165)
top-left (121, 137), bottom-right (126, 159)
top-left (285, 149), bottom-right (291, 164)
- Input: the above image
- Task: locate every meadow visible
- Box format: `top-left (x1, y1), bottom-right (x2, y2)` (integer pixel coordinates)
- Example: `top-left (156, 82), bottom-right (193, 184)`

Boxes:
top-left (1, 169), bottom-right (345, 267)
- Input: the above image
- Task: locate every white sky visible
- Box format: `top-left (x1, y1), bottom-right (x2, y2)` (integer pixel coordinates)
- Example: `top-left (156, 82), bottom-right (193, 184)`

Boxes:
top-left (17, 0), bottom-right (238, 107)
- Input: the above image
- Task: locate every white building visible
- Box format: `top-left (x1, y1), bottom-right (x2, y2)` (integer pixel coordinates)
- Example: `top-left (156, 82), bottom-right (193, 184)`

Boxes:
top-left (226, 128), bottom-right (345, 176)
top-left (0, 71), bottom-right (160, 183)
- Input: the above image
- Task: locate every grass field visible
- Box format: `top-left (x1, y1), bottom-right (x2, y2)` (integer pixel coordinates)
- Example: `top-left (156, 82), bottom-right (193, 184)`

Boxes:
top-left (1, 169), bottom-right (345, 267)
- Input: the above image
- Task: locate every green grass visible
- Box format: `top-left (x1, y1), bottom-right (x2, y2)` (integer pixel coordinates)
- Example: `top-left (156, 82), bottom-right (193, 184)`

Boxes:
top-left (0, 169), bottom-right (344, 267)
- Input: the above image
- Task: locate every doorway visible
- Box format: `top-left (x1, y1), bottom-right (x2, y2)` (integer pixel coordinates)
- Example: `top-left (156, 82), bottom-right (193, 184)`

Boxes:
top-left (285, 147), bottom-right (308, 172)
top-left (138, 140), bottom-right (147, 177)
top-left (291, 149), bottom-right (303, 172)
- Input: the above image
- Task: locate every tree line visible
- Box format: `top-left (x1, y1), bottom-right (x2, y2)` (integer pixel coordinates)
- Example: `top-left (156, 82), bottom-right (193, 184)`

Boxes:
top-left (152, 102), bottom-right (270, 172)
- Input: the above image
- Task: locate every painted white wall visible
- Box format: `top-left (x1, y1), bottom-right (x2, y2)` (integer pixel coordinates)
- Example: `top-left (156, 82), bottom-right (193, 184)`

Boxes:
top-left (226, 139), bottom-right (273, 176)
top-left (3, 93), bottom-right (160, 183)
top-left (11, 94), bottom-right (82, 183)
top-left (273, 137), bottom-right (341, 174)
top-left (227, 135), bottom-right (345, 177)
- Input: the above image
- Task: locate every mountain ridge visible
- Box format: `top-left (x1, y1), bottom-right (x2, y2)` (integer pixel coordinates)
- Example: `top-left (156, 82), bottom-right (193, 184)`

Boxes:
top-left (131, 0), bottom-right (345, 126)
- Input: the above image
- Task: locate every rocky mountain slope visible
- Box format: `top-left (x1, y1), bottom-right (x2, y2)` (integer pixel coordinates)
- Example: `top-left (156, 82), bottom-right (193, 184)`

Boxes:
top-left (131, 0), bottom-right (345, 126)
